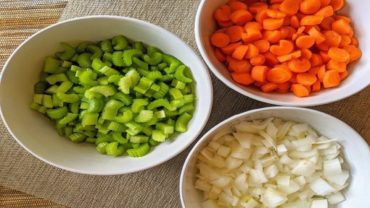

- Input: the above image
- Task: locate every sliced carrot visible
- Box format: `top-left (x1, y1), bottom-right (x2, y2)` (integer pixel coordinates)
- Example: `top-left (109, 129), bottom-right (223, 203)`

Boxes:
top-left (231, 72), bottom-right (254, 85)
top-left (232, 45), bottom-right (249, 60)
top-left (221, 42), bottom-right (242, 54)
top-left (255, 9), bottom-right (269, 23)
top-left (249, 2), bottom-right (268, 14)
top-left (261, 83), bottom-right (278, 92)
top-left (315, 6), bottom-right (334, 17)
top-left (344, 45), bottom-right (362, 62)
top-left (335, 15), bottom-right (351, 23)
top-left (277, 50), bottom-right (302, 62)
top-left (214, 48), bottom-right (226, 62)
top-left (317, 42), bottom-right (330, 51)
top-left (226, 26), bottom-right (244, 42)
top-left (245, 21), bottom-right (263, 31)
top-left (323, 70), bottom-right (341, 88)
top-left (250, 55), bottom-right (266, 65)
top-left (320, 16), bottom-right (335, 30)
top-left (270, 40), bottom-right (294, 56)
top-left (280, 26), bottom-right (295, 39)
top-left (245, 43), bottom-right (260, 59)
top-left (280, 0), bottom-right (302, 15)
top-left (267, 66), bottom-right (293, 83)
top-left (211, 32), bottom-right (231, 48)
top-left (214, 5), bottom-right (232, 22)
top-left (312, 79), bottom-right (322, 92)
top-left (296, 35), bottom-right (315, 49)
top-left (351, 37), bottom-right (359, 46)
top-left (310, 54), bottom-right (323, 67)
top-left (288, 58), bottom-right (311, 73)
top-left (340, 70), bottom-right (349, 80)
top-left (321, 0), bottom-right (331, 6)
top-left (320, 51), bottom-right (331, 63)
top-left (339, 35), bottom-right (352, 47)
top-left (324, 30), bottom-right (342, 47)
top-left (290, 16), bottom-right (300, 28)
top-left (251, 66), bottom-right (268, 82)
top-left (328, 47), bottom-right (350, 62)
top-left (327, 60), bottom-right (347, 72)
top-left (263, 18), bottom-right (285, 30)
top-left (300, 0), bottom-right (322, 14)
top-left (317, 65), bottom-right (326, 81)
top-left (264, 52), bottom-right (280, 66)
top-left (332, 19), bottom-right (353, 35)
top-left (291, 84), bottom-right (311, 97)
top-left (254, 39), bottom-right (270, 53)
top-left (301, 15), bottom-right (324, 26)
top-left (308, 27), bottom-right (326, 44)
top-left (242, 32), bottom-right (262, 43)
top-left (218, 20), bottom-right (233, 28)
top-left (230, 10), bottom-right (253, 25)
top-left (228, 59), bottom-right (252, 73)
top-left (229, 1), bottom-right (248, 11)
top-left (296, 72), bottom-right (318, 85)
top-left (266, 9), bottom-right (286, 18)
top-left (309, 66), bottom-right (321, 75)
top-left (302, 48), bottom-right (313, 59)
top-left (277, 82), bottom-right (291, 93)
top-left (331, 0), bottom-right (345, 11)
top-left (264, 30), bottom-right (282, 43)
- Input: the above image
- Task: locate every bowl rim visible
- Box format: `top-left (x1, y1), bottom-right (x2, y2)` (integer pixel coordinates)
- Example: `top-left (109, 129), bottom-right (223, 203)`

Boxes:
top-left (179, 106), bottom-right (370, 207)
top-left (194, 0), bottom-right (370, 107)
top-left (0, 15), bottom-right (214, 175)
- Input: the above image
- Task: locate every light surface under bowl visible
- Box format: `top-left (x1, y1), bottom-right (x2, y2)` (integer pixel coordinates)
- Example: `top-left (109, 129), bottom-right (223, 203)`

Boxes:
top-left (195, 0), bottom-right (370, 106)
top-left (0, 16), bottom-right (213, 175)
top-left (180, 107), bottom-right (370, 207)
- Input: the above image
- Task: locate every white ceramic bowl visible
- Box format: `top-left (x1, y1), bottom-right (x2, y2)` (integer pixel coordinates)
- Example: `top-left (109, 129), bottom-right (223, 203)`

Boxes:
top-left (0, 16), bottom-right (213, 175)
top-left (180, 107), bottom-right (370, 207)
top-left (195, 0), bottom-right (370, 106)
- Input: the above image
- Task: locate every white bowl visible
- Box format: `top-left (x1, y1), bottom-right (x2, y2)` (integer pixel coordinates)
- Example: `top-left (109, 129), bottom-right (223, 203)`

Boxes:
top-left (180, 107), bottom-right (370, 207)
top-left (195, 0), bottom-right (370, 106)
top-left (0, 16), bottom-right (213, 175)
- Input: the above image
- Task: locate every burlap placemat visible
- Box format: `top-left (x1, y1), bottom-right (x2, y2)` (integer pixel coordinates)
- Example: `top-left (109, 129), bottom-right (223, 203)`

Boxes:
top-left (0, 1), bottom-right (369, 208)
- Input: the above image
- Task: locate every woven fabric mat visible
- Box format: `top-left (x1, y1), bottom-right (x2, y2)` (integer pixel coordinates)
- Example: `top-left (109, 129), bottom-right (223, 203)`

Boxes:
top-left (0, 0), bottom-right (369, 208)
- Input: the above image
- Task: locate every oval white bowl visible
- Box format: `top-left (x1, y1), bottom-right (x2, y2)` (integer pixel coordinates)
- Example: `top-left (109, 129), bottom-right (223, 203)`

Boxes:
top-left (180, 107), bottom-right (370, 207)
top-left (0, 16), bottom-right (213, 175)
top-left (195, 0), bottom-right (370, 106)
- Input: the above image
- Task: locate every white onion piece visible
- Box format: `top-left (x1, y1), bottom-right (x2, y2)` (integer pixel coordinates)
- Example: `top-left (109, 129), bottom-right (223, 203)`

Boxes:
top-left (194, 118), bottom-right (350, 208)
top-left (310, 199), bottom-right (328, 208)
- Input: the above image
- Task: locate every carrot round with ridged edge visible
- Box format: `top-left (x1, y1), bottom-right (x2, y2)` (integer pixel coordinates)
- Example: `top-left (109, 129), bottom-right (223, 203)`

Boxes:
top-left (211, 33), bottom-right (230, 48)
top-left (267, 66), bottom-right (293, 84)
top-left (323, 70), bottom-right (341, 88)
top-left (231, 72), bottom-right (254, 85)
top-left (291, 84), bottom-right (311, 97)
top-left (251, 65), bottom-right (268, 82)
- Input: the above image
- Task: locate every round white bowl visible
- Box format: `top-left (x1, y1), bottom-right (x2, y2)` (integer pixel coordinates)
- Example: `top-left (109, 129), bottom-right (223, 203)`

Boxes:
top-left (0, 16), bottom-right (213, 175)
top-left (195, 0), bottom-right (370, 106)
top-left (180, 107), bottom-right (370, 207)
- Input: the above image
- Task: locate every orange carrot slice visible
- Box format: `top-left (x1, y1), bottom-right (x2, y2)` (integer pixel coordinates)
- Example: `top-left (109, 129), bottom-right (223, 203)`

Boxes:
top-left (331, 0), bottom-right (345, 11)
top-left (230, 10), bottom-right (253, 25)
top-left (250, 55), bottom-right (266, 66)
top-left (251, 66), bottom-right (268, 82)
top-left (344, 45), bottom-right (362, 62)
top-left (270, 40), bottom-right (294, 56)
top-left (296, 35), bottom-right (315, 49)
top-left (328, 47), bottom-right (350, 62)
top-left (261, 83), bottom-right (279, 92)
top-left (226, 26), bottom-right (244, 42)
top-left (300, 0), bottom-right (322, 14)
top-left (332, 19), bottom-right (353, 35)
top-left (221, 42), bottom-right (242, 54)
top-left (280, 0), bottom-right (301, 15)
top-left (232, 45), bottom-right (249, 60)
top-left (245, 43), bottom-right (260, 59)
top-left (263, 18), bottom-right (285, 30)
top-left (214, 5), bottom-right (231, 22)
top-left (327, 60), bottom-right (347, 72)
top-left (315, 6), bottom-right (334, 17)
top-left (288, 58), bottom-right (311, 73)
top-left (312, 79), bottom-right (322, 92)
top-left (323, 70), bottom-right (341, 88)
top-left (324, 30), bottom-right (342, 47)
top-left (301, 15), bottom-right (324, 26)
top-left (211, 32), bottom-right (231, 48)
top-left (277, 50), bottom-right (302, 62)
top-left (231, 72), bottom-right (255, 85)
top-left (296, 72), bottom-right (318, 85)
top-left (228, 58), bottom-right (252, 73)
top-left (254, 39), bottom-right (270, 53)
top-left (291, 84), bottom-right (311, 97)
top-left (214, 48), bottom-right (226, 62)
top-left (267, 66), bottom-right (293, 83)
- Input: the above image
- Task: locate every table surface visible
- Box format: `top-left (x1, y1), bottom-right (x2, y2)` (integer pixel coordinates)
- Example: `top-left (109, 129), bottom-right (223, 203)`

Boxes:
top-left (0, 0), bottom-right (369, 208)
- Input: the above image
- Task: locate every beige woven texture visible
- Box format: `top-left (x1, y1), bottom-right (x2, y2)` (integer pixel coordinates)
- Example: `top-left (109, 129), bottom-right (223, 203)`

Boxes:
top-left (1, 0), bottom-right (369, 208)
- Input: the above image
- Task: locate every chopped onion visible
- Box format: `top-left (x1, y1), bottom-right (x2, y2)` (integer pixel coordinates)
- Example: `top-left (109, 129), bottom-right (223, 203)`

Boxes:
top-left (195, 118), bottom-right (350, 208)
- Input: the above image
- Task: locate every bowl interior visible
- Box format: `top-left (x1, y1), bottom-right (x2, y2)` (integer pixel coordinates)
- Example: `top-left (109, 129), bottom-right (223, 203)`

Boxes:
top-left (0, 16), bottom-right (212, 175)
top-left (196, 0), bottom-right (370, 106)
top-left (181, 107), bottom-right (370, 207)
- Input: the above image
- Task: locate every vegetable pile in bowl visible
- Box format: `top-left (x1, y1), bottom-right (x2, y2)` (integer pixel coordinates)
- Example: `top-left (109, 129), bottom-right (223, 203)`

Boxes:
top-left (30, 35), bottom-right (196, 157)
top-left (194, 117), bottom-right (349, 207)
top-left (210, 0), bottom-right (361, 97)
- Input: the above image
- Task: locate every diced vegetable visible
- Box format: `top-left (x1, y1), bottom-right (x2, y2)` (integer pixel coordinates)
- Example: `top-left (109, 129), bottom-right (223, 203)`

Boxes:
top-left (195, 117), bottom-right (349, 207)
top-left (31, 35), bottom-right (196, 157)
